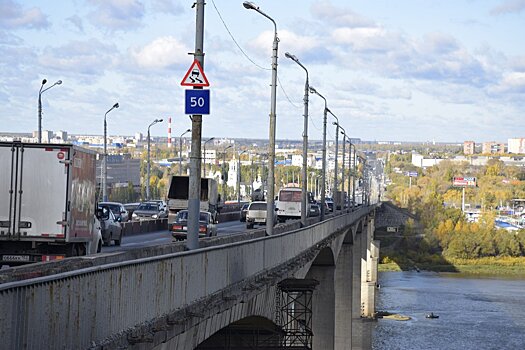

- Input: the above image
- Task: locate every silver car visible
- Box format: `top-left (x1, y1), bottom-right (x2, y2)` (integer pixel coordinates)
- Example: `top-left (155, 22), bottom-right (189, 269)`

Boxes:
top-left (132, 202), bottom-right (168, 221)
top-left (99, 201), bottom-right (129, 222)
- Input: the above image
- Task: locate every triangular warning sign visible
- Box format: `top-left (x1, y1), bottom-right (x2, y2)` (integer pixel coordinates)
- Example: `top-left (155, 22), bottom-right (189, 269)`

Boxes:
top-left (181, 59), bottom-right (210, 87)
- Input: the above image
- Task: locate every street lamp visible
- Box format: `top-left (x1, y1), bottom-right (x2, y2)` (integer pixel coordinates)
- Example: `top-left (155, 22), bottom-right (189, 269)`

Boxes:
top-left (285, 51), bottom-right (309, 227)
top-left (222, 145), bottom-right (234, 203)
top-left (244, 1), bottom-right (279, 235)
top-left (147, 118), bottom-right (163, 200)
top-left (352, 145), bottom-right (357, 209)
top-left (329, 110), bottom-right (339, 213)
top-left (237, 150), bottom-right (248, 205)
top-left (203, 137), bottom-right (215, 177)
top-left (309, 86), bottom-right (328, 220)
top-left (179, 128), bottom-right (191, 176)
top-left (38, 78), bottom-right (62, 143)
top-left (339, 126), bottom-right (347, 209)
top-left (102, 102), bottom-right (119, 202)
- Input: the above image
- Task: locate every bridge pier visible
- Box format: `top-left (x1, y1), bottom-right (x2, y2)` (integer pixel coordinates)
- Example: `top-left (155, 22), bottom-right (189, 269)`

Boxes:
top-left (335, 241), bottom-right (353, 350)
top-left (361, 218), bottom-right (377, 318)
top-left (352, 225), bottom-right (363, 320)
top-left (307, 265), bottom-right (335, 350)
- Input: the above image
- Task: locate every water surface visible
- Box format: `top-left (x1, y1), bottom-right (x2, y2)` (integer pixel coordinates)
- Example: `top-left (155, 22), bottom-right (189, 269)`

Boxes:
top-left (373, 271), bottom-right (525, 350)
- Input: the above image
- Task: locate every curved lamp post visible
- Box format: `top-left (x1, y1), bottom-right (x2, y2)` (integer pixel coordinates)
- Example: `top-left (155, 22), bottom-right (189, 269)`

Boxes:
top-left (339, 126), bottom-right (347, 209)
top-left (179, 128), bottom-right (191, 176)
top-left (147, 118), bottom-right (163, 200)
top-left (102, 102), bottom-right (119, 202)
top-left (309, 86), bottom-right (328, 220)
top-left (222, 145), bottom-right (234, 203)
top-left (38, 79), bottom-right (62, 143)
top-left (285, 51), bottom-right (309, 227)
top-left (330, 111), bottom-right (340, 213)
top-left (243, 1), bottom-right (279, 235)
top-left (203, 137), bottom-right (215, 177)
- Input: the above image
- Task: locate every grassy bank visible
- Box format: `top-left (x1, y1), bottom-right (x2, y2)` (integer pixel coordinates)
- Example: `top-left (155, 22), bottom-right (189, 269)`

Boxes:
top-left (379, 256), bottom-right (525, 275)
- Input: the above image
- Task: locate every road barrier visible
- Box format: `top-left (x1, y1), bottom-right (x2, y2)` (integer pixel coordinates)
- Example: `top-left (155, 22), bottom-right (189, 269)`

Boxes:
top-left (121, 219), bottom-right (168, 236)
top-left (0, 207), bottom-right (373, 349)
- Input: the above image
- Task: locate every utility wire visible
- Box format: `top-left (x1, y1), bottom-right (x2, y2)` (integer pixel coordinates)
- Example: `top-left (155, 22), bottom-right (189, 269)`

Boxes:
top-left (210, 0), bottom-right (269, 71)
top-left (277, 76), bottom-right (301, 109)
top-left (211, 0), bottom-right (301, 109)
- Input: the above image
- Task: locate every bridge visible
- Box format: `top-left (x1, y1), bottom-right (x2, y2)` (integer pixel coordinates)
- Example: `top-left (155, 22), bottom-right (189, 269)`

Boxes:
top-left (0, 205), bottom-right (381, 349)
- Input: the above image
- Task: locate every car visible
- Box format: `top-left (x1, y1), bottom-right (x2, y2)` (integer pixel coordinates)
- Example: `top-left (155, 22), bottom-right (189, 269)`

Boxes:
top-left (240, 203), bottom-right (249, 222)
top-left (309, 203), bottom-right (320, 217)
top-left (325, 197), bottom-right (334, 212)
top-left (246, 201), bottom-right (277, 229)
top-left (131, 202), bottom-right (168, 221)
top-left (171, 210), bottom-right (218, 240)
top-left (96, 206), bottom-right (123, 246)
top-left (123, 202), bottom-right (141, 219)
top-left (99, 201), bottom-right (129, 222)
top-left (149, 199), bottom-right (167, 213)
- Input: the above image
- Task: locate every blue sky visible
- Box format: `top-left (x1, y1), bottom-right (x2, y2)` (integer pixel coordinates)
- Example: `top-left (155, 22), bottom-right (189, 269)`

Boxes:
top-left (0, 0), bottom-right (524, 143)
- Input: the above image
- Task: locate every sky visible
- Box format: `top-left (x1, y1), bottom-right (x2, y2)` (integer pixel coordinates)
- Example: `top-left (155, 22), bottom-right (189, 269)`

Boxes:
top-left (0, 0), bottom-right (524, 143)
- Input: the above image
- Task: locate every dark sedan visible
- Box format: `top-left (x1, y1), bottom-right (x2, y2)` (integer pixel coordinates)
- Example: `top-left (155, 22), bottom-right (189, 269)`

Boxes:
top-left (240, 203), bottom-right (249, 222)
top-left (171, 210), bottom-right (217, 240)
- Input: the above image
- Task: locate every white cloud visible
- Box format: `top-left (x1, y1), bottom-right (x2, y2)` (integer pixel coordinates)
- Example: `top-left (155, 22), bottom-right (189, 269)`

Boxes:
top-left (331, 26), bottom-right (399, 52)
top-left (130, 36), bottom-right (190, 69)
top-left (490, 0), bottom-right (525, 15)
top-left (248, 29), bottom-right (321, 59)
top-left (311, 0), bottom-right (375, 28)
top-left (0, 0), bottom-right (49, 29)
top-left (38, 39), bottom-right (119, 76)
top-left (87, 0), bottom-right (145, 30)
top-left (66, 15), bottom-right (84, 32)
top-left (151, 0), bottom-right (184, 15)
top-left (494, 72), bottom-right (525, 93)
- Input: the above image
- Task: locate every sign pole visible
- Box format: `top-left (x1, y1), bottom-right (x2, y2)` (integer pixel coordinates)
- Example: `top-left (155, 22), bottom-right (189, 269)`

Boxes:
top-left (186, 0), bottom-right (205, 250)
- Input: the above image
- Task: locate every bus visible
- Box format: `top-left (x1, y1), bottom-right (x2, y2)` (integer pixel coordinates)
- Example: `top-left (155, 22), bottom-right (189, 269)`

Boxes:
top-left (276, 187), bottom-right (303, 223)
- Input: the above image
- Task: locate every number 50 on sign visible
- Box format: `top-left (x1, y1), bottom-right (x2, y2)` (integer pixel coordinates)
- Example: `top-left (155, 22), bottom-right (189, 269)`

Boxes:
top-left (185, 89), bottom-right (210, 115)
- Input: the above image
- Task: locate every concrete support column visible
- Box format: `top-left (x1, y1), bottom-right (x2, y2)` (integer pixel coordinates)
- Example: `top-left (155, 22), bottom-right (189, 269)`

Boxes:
top-left (352, 229), bottom-right (362, 320)
top-left (335, 241), bottom-right (353, 350)
top-left (361, 218), bottom-right (377, 318)
top-left (308, 265), bottom-right (335, 350)
top-left (369, 240), bottom-right (380, 285)
top-left (360, 282), bottom-right (376, 318)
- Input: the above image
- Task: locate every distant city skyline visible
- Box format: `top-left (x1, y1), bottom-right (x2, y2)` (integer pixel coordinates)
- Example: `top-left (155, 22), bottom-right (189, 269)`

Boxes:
top-left (1, 1), bottom-right (524, 142)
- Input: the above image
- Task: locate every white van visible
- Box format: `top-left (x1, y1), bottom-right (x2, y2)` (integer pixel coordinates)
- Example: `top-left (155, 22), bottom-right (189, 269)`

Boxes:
top-left (276, 187), bottom-right (303, 223)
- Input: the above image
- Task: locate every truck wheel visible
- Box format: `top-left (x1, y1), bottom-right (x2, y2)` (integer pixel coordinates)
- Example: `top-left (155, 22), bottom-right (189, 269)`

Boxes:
top-left (246, 223), bottom-right (253, 229)
top-left (97, 240), bottom-right (102, 253)
top-left (115, 236), bottom-right (121, 246)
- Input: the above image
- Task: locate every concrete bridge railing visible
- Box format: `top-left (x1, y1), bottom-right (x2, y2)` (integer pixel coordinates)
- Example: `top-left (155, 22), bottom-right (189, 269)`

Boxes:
top-left (0, 206), bottom-right (373, 350)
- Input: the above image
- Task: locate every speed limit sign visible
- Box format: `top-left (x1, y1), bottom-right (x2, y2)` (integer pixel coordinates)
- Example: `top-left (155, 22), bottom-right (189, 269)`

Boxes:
top-left (185, 89), bottom-right (210, 115)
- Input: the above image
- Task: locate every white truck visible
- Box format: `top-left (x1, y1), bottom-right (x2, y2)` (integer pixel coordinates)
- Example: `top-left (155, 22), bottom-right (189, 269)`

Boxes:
top-left (0, 142), bottom-right (102, 265)
top-left (166, 175), bottom-right (219, 223)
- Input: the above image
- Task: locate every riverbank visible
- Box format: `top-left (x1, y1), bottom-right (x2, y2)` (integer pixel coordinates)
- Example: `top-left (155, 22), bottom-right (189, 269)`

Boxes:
top-left (379, 256), bottom-right (525, 275)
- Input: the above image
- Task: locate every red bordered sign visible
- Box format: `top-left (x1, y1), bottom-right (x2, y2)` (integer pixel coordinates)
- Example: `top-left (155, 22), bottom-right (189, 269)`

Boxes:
top-left (181, 59), bottom-right (210, 87)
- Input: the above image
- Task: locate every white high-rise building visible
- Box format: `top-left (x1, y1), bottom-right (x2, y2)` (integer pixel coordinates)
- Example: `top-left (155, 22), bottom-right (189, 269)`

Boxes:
top-left (508, 138), bottom-right (525, 154)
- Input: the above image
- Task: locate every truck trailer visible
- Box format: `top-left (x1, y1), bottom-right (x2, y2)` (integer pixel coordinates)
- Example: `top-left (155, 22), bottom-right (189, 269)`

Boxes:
top-left (166, 175), bottom-right (218, 223)
top-left (0, 142), bottom-right (102, 265)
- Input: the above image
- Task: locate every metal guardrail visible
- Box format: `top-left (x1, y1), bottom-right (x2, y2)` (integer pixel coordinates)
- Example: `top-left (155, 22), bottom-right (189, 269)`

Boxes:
top-left (0, 207), bottom-right (373, 349)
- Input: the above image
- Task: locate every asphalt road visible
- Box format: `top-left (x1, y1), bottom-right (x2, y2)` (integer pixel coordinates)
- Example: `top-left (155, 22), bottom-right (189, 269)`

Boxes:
top-left (102, 220), bottom-right (248, 252)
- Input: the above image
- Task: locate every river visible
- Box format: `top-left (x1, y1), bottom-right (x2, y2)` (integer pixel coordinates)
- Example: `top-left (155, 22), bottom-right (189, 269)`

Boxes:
top-left (372, 271), bottom-right (525, 350)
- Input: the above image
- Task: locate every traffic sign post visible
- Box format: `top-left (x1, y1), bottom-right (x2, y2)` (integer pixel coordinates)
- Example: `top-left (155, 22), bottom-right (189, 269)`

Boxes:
top-left (185, 89), bottom-right (210, 115)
